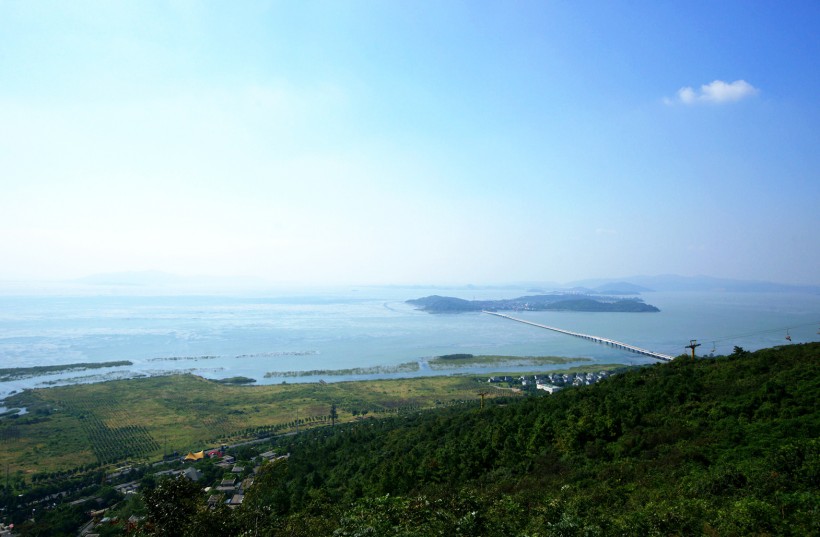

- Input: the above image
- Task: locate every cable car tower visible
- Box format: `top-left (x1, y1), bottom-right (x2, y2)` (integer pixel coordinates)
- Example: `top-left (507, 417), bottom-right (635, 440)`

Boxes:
top-left (686, 339), bottom-right (701, 359)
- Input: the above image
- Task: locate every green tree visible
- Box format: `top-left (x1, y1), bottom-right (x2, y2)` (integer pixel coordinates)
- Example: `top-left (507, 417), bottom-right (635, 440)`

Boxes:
top-left (140, 476), bottom-right (202, 537)
top-left (330, 403), bottom-right (338, 427)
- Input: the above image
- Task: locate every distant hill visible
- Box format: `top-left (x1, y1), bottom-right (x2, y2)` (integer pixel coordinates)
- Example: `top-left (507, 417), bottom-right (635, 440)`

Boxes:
top-left (72, 271), bottom-right (268, 290)
top-left (568, 274), bottom-right (820, 293)
top-left (74, 270), bottom-right (189, 287)
top-left (592, 281), bottom-right (653, 294)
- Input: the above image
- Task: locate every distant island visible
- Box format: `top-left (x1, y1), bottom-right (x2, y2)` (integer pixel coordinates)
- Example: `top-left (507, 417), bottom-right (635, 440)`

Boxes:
top-left (407, 294), bottom-right (660, 313)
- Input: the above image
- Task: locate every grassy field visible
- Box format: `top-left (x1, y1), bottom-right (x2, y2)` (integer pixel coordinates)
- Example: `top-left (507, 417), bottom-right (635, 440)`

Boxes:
top-left (0, 364), bottom-right (619, 481)
top-left (0, 374), bottom-right (485, 478)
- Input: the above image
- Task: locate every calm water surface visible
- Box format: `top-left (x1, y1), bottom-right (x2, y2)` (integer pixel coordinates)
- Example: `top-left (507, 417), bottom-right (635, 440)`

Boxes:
top-left (1, 287), bottom-right (818, 399)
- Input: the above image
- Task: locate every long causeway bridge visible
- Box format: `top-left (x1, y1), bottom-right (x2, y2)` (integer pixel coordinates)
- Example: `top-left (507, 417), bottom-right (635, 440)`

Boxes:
top-left (483, 311), bottom-right (675, 361)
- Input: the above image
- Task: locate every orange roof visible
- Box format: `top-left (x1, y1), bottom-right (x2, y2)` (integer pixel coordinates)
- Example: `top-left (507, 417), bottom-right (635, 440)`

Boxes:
top-left (184, 450), bottom-right (205, 461)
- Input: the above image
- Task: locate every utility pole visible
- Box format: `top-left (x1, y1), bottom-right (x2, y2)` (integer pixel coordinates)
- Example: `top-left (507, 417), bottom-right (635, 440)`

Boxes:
top-left (477, 392), bottom-right (488, 410)
top-left (686, 339), bottom-right (701, 360)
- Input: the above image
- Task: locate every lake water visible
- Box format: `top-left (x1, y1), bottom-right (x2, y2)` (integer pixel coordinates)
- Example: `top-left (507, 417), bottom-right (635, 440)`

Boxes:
top-left (1, 286), bottom-right (819, 399)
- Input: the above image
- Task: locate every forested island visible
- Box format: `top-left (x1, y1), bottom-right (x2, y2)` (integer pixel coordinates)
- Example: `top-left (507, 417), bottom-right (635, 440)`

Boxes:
top-left (407, 293), bottom-right (660, 313)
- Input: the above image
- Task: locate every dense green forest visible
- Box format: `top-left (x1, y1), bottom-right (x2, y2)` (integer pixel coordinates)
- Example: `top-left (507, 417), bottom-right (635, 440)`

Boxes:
top-left (12, 343), bottom-right (820, 536)
top-left (131, 343), bottom-right (819, 536)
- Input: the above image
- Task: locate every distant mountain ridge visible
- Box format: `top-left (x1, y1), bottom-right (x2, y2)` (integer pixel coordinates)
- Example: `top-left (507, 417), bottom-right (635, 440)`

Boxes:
top-left (592, 281), bottom-right (653, 294)
top-left (74, 270), bottom-right (189, 286)
top-left (72, 271), bottom-right (267, 289)
top-left (565, 274), bottom-right (820, 294)
top-left (67, 272), bottom-right (819, 294)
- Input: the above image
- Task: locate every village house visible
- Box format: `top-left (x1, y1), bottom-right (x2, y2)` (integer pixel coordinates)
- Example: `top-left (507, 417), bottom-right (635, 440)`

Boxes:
top-left (536, 383), bottom-right (562, 394)
top-left (182, 467), bottom-right (203, 482)
top-left (216, 477), bottom-right (237, 493)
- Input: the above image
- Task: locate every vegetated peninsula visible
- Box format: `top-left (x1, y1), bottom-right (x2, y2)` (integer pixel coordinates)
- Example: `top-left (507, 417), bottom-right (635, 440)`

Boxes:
top-left (0, 361), bottom-right (133, 382)
top-left (407, 293), bottom-right (660, 313)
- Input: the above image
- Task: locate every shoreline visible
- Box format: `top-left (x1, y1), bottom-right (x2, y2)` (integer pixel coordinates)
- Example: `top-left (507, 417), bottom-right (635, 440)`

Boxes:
top-left (0, 356), bottom-right (628, 406)
top-left (0, 362), bottom-right (634, 478)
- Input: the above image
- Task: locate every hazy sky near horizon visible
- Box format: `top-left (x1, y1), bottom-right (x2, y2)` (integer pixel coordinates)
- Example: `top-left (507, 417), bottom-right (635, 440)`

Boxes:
top-left (2, 1), bottom-right (819, 286)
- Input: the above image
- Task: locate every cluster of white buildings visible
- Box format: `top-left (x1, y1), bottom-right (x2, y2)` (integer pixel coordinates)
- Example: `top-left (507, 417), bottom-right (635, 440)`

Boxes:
top-left (489, 370), bottom-right (614, 394)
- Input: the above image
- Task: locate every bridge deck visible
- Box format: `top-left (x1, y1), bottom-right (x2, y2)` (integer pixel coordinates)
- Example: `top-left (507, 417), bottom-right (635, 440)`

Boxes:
top-left (483, 311), bottom-right (674, 361)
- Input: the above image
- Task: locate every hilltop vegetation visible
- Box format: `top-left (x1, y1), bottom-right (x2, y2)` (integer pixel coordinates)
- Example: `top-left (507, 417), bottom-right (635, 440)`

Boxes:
top-left (3, 343), bottom-right (818, 535)
top-left (140, 343), bottom-right (817, 536)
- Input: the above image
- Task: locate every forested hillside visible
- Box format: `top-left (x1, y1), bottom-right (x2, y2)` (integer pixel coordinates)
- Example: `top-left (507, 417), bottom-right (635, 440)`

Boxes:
top-left (406, 294), bottom-right (660, 313)
top-left (152, 343), bottom-right (819, 536)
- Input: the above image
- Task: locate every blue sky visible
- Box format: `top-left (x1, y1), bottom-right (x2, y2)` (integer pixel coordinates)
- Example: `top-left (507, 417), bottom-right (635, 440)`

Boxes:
top-left (1, 1), bottom-right (818, 286)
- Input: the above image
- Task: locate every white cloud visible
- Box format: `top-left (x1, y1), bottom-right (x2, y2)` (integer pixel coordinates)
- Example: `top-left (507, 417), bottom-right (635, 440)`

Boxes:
top-left (665, 79), bottom-right (759, 105)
